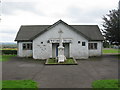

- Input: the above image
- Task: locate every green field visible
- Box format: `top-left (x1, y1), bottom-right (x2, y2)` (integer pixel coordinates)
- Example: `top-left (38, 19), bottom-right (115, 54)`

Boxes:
top-left (103, 48), bottom-right (120, 54)
top-left (2, 80), bottom-right (38, 88)
top-left (92, 79), bottom-right (119, 88)
top-left (0, 55), bottom-right (16, 61)
top-left (0, 48), bottom-right (17, 50)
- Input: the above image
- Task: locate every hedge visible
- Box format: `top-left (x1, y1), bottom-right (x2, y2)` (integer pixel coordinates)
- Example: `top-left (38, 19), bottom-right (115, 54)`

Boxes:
top-left (1, 50), bottom-right (17, 55)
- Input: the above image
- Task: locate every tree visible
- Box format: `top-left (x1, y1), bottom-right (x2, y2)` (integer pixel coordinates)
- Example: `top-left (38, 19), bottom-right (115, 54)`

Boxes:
top-left (103, 40), bottom-right (110, 48)
top-left (102, 9), bottom-right (120, 45)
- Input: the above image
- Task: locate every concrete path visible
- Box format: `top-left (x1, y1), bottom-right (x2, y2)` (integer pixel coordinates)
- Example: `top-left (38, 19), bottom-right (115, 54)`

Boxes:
top-left (2, 55), bottom-right (118, 88)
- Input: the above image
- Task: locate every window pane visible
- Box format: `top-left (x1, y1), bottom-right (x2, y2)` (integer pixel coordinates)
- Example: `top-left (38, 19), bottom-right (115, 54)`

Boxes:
top-left (89, 43), bottom-right (92, 49)
top-left (91, 43), bottom-right (93, 49)
top-left (82, 42), bottom-right (85, 46)
top-left (88, 43), bottom-right (90, 49)
top-left (88, 43), bottom-right (91, 49)
top-left (27, 44), bottom-right (29, 49)
top-left (23, 44), bottom-right (26, 50)
top-left (27, 43), bottom-right (32, 50)
top-left (30, 43), bottom-right (32, 50)
top-left (94, 43), bottom-right (97, 49)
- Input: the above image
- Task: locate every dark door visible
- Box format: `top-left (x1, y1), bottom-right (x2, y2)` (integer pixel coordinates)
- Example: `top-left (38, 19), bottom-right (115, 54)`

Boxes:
top-left (56, 45), bottom-right (59, 57)
top-left (63, 43), bottom-right (69, 58)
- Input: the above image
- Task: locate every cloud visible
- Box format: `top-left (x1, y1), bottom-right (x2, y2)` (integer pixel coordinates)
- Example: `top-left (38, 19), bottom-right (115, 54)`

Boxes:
top-left (1, 0), bottom-right (119, 42)
top-left (2, 1), bottom-right (44, 16)
top-left (0, 25), bottom-right (18, 42)
top-left (66, 6), bottom-right (115, 25)
top-left (0, 32), bottom-right (16, 42)
top-left (0, 29), bottom-right (16, 34)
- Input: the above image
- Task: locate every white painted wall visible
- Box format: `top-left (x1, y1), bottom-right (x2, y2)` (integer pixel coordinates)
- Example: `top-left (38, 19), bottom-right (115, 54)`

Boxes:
top-left (33, 23), bottom-right (89, 59)
top-left (88, 41), bottom-right (102, 56)
top-left (18, 42), bottom-right (33, 57)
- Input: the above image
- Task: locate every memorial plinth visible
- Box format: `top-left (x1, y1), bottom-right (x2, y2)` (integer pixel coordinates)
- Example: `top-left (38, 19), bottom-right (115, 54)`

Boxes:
top-left (57, 29), bottom-right (66, 63)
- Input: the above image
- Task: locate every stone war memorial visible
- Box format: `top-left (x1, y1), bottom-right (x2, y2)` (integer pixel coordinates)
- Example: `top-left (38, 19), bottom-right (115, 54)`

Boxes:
top-left (57, 29), bottom-right (66, 63)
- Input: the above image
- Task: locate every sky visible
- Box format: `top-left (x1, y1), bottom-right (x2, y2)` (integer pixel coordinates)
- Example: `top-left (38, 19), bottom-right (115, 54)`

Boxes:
top-left (0, 0), bottom-right (119, 42)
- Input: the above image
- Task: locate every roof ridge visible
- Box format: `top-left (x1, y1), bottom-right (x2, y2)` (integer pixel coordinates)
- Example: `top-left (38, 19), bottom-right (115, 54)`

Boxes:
top-left (72, 25), bottom-right (98, 26)
top-left (21, 25), bottom-right (51, 26)
top-left (21, 25), bottom-right (98, 27)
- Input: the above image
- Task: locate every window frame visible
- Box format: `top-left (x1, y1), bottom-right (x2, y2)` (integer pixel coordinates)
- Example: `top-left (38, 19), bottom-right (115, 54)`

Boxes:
top-left (82, 42), bottom-right (86, 46)
top-left (22, 43), bottom-right (32, 50)
top-left (88, 43), bottom-right (97, 50)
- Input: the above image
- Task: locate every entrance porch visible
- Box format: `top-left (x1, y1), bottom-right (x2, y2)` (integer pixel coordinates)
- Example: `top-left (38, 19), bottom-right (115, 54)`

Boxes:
top-left (52, 43), bottom-right (70, 58)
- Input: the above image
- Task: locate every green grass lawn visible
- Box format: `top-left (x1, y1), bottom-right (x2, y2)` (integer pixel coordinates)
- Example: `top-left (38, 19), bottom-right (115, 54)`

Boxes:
top-left (103, 48), bottom-right (120, 54)
top-left (2, 80), bottom-right (38, 88)
top-left (92, 79), bottom-right (119, 88)
top-left (0, 55), bottom-right (16, 61)
top-left (46, 58), bottom-right (77, 64)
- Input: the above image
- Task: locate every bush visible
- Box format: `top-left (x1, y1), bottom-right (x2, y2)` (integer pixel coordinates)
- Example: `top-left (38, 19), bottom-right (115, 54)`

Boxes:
top-left (1, 50), bottom-right (17, 55)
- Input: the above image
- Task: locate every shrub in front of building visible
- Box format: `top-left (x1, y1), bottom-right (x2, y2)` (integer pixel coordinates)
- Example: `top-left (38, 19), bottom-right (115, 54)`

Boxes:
top-left (1, 50), bottom-right (17, 55)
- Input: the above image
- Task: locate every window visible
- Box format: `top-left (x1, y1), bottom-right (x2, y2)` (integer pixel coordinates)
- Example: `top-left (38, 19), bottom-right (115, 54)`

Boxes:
top-left (47, 40), bottom-right (50, 43)
top-left (82, 42), bottom-right (86, 46)
top-left (78, 41), bottom-right (80, 44)
top-left (23, 43), bottom-right (32, 50)
top-left (88, 43), bottom-right (97, 49)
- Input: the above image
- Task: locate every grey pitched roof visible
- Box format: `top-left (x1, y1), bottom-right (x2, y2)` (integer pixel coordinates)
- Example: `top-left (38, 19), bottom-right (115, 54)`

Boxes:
top-left (15, 20), bottom-right (104, 41)
top-left (15, 25), bottom-right (50, 41)
top-left (71, 25), bottom-right (104, 41)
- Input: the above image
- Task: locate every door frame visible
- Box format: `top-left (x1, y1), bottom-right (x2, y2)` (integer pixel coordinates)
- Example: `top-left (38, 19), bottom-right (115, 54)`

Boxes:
top-left (52, 43), bottom-right (70, 58)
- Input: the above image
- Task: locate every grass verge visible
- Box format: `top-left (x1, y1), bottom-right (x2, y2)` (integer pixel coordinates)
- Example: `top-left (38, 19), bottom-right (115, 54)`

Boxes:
top-left (0, 55), bottom-right (16, 61)
top-left (2, 80), bottom-right (38, 88)
top-left (46, 58), bottom-right (77, 65)
top-left (103, 48), bottom-right (120, 54)
top-left (92, 79), bottom-right (119, 88)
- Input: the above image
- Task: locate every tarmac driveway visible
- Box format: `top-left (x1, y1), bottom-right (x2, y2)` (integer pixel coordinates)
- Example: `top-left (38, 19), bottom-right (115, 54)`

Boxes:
top-left (2, 55), bottom-right (118, 88)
